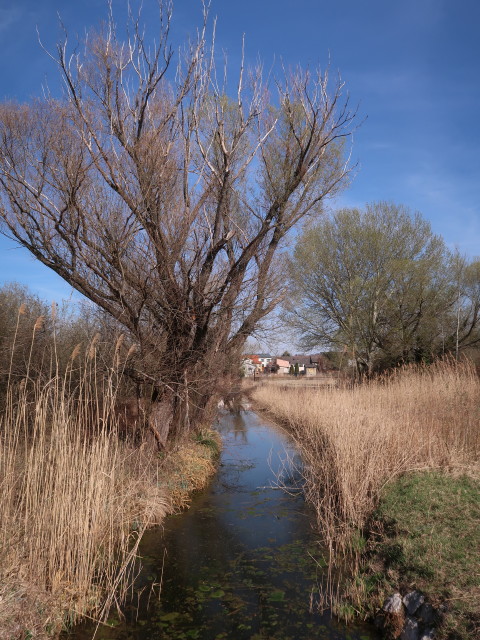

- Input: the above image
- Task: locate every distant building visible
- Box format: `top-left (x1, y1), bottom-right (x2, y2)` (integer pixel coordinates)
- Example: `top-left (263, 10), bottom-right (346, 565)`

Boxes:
top-left (243, 354), bottom-right (266, 373)
top-left (241, 358), bottom-right (257, 376)
top-left (244, 354), bottom-right (272, 372)
top-left (242, 352), bottom-right (336, 377)
top-left (273, 354), bottom-right (332, 375)
top-left (257, 354), bottom-right (273, 368)
top-left (271, 357), bottom-right (290, 374)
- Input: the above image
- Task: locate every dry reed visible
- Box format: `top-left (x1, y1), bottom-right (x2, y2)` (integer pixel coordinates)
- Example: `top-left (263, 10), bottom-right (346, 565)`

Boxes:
top-left (253, 360), bottom-right (480, 556)
top-left (0, 339), bottom-right (169, 638)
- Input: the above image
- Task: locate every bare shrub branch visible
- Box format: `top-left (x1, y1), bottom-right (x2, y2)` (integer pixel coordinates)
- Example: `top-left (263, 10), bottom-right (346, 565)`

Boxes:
top-left (0, 1), bottom-right (358, 441)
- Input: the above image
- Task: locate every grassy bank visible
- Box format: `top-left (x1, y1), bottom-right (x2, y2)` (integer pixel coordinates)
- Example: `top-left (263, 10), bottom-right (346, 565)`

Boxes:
top-left (251, 361), bottom-right (480, 637)
top-left (362, 472), bottom-right (480, 638)
top-left (0, 348), bottom-right (219, 639)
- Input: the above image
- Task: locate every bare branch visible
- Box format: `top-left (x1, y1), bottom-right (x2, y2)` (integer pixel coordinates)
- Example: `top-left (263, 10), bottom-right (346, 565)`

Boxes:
top-left (0, 0), bottom-right (358, 442)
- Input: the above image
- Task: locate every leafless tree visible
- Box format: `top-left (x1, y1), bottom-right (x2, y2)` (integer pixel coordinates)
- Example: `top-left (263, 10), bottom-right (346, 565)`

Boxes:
top-left (0, 2), bottom-right (357, 443)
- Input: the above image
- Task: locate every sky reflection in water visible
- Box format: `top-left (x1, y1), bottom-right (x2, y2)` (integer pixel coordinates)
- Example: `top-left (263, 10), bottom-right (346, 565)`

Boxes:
top-left (68, 409), bottom-right (378, 640)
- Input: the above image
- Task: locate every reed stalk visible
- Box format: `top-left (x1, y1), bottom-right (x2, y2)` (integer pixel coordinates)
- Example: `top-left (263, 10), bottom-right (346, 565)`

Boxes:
top-left (0, 329), bottom-right (168, 638)
top-left (253, 360), bottom-right (480, 603)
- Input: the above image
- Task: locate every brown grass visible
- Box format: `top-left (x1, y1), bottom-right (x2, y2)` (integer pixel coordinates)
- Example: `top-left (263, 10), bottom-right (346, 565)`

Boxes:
top-left (160, 435), bottom-right (220, 511)
top-left (0, 328), bottom-right (218, 639)
top-left (252, 360), bottom-right (480, 556)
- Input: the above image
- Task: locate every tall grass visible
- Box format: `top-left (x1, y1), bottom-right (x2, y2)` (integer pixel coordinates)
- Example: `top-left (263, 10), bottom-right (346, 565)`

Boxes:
top-left (0, 326), bottom-right (169, 638)
top-left (253, 360), bottom-right (480, 561)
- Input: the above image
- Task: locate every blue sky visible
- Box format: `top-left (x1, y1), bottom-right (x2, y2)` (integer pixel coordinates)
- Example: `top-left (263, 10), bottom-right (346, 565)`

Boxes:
top-left (1, 0), bottom-right (480, 303)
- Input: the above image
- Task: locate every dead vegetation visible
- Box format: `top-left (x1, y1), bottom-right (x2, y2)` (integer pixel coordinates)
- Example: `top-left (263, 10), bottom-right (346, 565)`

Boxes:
top-left (252, 360), bottom-right (480, 617)
top-left (0, 312), bottom-right (219, 639)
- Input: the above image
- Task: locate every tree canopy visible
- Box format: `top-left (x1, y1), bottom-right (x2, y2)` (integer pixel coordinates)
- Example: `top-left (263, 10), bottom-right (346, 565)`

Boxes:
top-left (287, 203), bottom-right (480, 374)
top-left (0, 2), bottom-right (357, 441)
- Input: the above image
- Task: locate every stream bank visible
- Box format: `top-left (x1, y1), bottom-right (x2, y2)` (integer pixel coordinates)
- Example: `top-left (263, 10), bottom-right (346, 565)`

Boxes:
top-left (66, 406), bottom-right (378, 640)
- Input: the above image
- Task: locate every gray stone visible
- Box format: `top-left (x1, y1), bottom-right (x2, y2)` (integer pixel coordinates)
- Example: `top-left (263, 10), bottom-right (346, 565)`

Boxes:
top-left (383, 592), bottom-right (403, 613)
top-left (382, 593), bottom-right (405, 638)
top-left (420, 629), bottom-right (435, 640)
top-left (417, 602), bottom-right (436, 626)
top-left (400, 616), bottom-right (420, 640)
top-left (403, 590), bottom-right (425, 615)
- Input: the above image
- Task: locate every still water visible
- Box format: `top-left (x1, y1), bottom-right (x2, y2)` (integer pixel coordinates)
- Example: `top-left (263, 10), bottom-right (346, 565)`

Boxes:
top-left (69, 408), bottom-right (378, 640)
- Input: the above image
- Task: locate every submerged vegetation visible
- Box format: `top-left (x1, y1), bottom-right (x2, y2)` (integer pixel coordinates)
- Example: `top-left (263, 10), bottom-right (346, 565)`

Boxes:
top-left (0, 2), bottom-right (478, 637)
top-left (0, 291), bottom-right (219, 639)
top-left (252, 360), bottom-right (480, 638)
top-left (1, 280), bottom-right (479, 639)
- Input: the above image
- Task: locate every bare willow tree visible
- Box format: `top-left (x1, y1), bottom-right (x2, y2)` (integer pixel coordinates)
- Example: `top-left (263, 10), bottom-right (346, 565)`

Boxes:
top-left (0, 2), bottom-right (357, 442)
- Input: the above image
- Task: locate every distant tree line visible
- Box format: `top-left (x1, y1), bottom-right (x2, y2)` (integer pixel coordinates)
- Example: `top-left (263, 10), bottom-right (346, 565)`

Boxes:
top-left (287, 202), bottom-right (480, 376)
top-left (0, 282), bottom-right (139, 402)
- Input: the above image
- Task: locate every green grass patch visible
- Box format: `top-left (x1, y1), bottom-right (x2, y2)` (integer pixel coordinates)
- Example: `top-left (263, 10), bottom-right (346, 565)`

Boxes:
top-left (360, 472), bottom-right (480, 639)
top-left (194, 429), bottom-right (221, 457)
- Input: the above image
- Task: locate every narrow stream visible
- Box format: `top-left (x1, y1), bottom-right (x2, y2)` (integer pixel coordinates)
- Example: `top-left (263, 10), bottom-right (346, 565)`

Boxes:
top-left (69, 407), bottom-right (378, 639)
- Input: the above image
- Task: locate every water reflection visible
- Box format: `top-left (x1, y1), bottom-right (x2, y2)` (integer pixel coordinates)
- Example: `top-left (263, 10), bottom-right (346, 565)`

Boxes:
top-left (66, 409), bottom-right (378, 640)
top-left (231, 412), bottom-right (248, 444)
